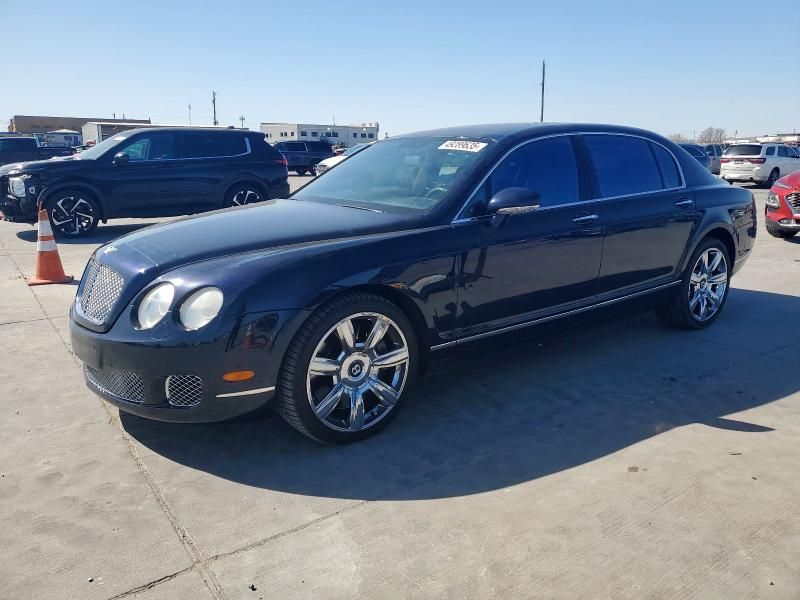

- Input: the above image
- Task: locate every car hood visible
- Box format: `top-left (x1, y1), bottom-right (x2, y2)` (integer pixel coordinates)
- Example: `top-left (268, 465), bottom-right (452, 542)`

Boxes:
top-left (113, 199), bottom-right (420, 272)
top-left (0, 156), bottom-right (81, 176)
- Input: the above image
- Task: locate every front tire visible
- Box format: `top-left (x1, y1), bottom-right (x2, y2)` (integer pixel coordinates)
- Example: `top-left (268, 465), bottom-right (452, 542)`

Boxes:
top-left (766, 220), bottom-right (798, 239)
top-left (47, 190), bottom-right (100, 237)
top-left (276, 292), bottom-right (418, 443)
top-left (656, 238), bottom-right (731, 330)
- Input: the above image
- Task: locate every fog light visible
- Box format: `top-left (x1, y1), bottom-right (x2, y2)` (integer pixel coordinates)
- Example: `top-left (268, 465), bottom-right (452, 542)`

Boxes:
top-left (223, 370), bottom-right (255, 382)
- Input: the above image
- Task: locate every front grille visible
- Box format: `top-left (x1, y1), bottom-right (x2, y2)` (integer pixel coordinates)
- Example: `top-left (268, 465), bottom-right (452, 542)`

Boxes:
top-left (166, 375), bottom-right (203, 407)
top-left (80, 260), bottom-right (124, 324)
top-left (786, 192), bottom-right (800, 214)
top-left (84, 365), bottom-right (145, 404)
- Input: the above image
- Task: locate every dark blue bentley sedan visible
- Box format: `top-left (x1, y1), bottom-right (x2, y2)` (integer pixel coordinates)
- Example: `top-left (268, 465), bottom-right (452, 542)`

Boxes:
top-left (70, 123), bottom-right (757, 443)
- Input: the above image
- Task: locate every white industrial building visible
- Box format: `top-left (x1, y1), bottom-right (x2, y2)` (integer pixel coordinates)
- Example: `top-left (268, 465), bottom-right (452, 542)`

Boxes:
top-left (260, 122), bottom-right (379, 146)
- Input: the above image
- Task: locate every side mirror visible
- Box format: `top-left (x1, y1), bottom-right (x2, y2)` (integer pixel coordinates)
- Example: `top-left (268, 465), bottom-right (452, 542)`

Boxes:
top-left (486, 187), bottom-right (540, 227)
top-left (113, 152), bottom-right (130, 165)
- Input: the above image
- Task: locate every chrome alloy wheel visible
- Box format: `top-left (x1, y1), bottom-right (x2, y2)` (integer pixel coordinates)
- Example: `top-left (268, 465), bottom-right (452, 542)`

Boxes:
top-left (51, 196), bottom-right (95, 235)
top-left (231, 188), bottom-right (261, 206)
top-left (688, 248), bottom-right (728, 322)
top-left (306, 312), bottom-right (410, 432)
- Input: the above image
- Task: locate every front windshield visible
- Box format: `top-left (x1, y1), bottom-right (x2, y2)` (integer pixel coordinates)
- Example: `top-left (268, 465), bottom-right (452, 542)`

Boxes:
top-left (294, 137), bottom-right (490, 211)
top-left (75, 133), bottom-right (133, 160)
top-left (343, 143), bottom-right (368, 157)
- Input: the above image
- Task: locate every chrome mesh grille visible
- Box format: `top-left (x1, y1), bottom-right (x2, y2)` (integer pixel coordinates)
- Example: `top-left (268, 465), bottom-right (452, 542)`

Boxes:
top-left (786, 192), bottom-right (800, 214)
top-left (80, 260), bottom-right (124, 324)
top-left (84, 365), bottom-right (145, 404)
top-left (166, 375), bottom-right (203, 407)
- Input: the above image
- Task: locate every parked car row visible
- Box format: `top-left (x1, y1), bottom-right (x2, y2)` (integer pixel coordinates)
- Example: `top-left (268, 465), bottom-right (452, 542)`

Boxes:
top-left (68, 122), bottom-right (757, 442)
top-left (0, 136), bottom-right (74, 166)
top-left (0, 127), bottom-right (290, 236)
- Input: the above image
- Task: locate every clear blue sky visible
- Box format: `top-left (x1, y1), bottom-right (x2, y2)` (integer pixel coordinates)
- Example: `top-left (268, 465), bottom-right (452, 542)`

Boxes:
top-left (2, 0), bottom-right (798, 138)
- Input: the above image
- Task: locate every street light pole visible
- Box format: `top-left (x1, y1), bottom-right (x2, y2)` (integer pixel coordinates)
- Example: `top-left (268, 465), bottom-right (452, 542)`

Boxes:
top-left (239, 115), bottom-right (246, 128)
top-left (212, 91), bottom-right (218, 126)
top-left (188, 103), bottom-right (192, 125)
top-left (540, 60), bottom-right (546, 123)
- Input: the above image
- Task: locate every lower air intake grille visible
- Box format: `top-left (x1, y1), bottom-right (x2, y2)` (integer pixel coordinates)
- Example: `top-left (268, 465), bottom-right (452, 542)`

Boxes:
top-left (166, 375), bottom-right (203, 407)
top-left (84, 365), bottom-right (145, 404)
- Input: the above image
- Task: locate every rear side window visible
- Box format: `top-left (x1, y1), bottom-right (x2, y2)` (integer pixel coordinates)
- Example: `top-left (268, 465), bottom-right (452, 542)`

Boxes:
top-left (307, 141), bottom-right (332, 152)
top-left (724, 144), bottom-right (762, 156)
top-left (0, 138), bottom-right (35, 151)
top-left (703, 145), bottom-right (716, 156)
top-left (683, 145), bottom-right (705, 158)
top-left (181, 132), bottom-right (247, 158)
top-left (584, 135), bottom-right (663, 197)
top-left (766, 147), bottom-right (775, 156)
top-left (650, 143), bottom-right (681, 188)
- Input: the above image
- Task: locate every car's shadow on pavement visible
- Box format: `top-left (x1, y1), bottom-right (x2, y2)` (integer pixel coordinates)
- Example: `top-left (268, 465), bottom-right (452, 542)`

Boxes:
top-left (121, 288), bottom-right (800, 501)
top-left (15, 222), bottom-right (158, 245)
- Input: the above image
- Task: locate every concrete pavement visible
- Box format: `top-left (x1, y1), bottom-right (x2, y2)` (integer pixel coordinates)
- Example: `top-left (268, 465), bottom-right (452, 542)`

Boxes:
top-left (1, 179), bottom-right (799, 599)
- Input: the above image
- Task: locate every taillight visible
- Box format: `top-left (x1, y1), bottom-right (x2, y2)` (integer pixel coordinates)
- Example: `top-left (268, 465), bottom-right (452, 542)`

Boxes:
top-left (749, 158), bottom-right (766, 164)
top-left (275, 157), bottom-right (288, 166)
top-left (720, 158), bottom-right (730, 163)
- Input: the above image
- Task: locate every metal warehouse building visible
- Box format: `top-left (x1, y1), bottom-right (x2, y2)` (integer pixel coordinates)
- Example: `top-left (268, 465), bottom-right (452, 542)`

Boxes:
top-left (260, 122), bottom-right (379, 146)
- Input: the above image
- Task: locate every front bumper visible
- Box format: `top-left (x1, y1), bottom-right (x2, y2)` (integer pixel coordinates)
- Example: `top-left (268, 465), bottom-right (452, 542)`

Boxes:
top-left (70, 305), bottom-right (307, 422)
top-left (0, 178), bottom-right (38, 222)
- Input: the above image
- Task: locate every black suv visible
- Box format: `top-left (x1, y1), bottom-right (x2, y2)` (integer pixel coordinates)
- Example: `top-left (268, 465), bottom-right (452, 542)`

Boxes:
top-left (0, 127), bottom-right (290, 236)
top-left (273, 140), bottom-right (333, 175)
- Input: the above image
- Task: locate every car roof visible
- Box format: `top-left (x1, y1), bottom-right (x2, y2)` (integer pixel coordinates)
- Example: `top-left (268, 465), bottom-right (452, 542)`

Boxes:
top-left (122, 127), bottom-right (252, 135)
top-left (393, 122), bottom-right (670, 143)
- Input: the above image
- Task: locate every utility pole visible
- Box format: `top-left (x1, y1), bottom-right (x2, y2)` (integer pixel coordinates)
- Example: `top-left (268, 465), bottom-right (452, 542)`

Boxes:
top-left (539, 60), bottom-right (546, 123)
top-left (239, 115), bottom-right (246, 128)
top-left (212, 91), bottom-right (218, 126)
top-left (188, 103), bottom-right (192, 125)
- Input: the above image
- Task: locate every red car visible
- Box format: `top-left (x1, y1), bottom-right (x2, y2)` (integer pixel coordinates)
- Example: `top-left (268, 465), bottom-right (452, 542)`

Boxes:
top-left (766, 171), bottom-right (800, 239)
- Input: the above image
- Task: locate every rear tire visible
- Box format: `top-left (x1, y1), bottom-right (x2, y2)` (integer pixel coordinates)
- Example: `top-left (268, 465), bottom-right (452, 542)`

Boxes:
top-left (46, 189), bottom-right (100, 237)
top-left (223, 183), bottom-right (264, 208)
top-left (276, 292), bottom-right (418, 443)
top-left (295, 168), bottom-right (308, 176)
top-left (656, 238), bottom-right (731, 330)
top-left (766, 220), bottom-right (798, 239)
top-left (763, 169), bottom-right (780, 188)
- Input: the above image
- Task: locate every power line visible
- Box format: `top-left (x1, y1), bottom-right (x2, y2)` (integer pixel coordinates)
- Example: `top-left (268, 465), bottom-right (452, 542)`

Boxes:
top-left (539, 60), bottom-right (546, 123)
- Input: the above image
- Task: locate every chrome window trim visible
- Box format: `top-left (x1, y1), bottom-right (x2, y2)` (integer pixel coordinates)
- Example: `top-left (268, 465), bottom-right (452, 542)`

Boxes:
top-left (216, 386), bottom-right (275, 398)
top-left (118, 136), bottom-right (252, 164)
top-left (430, 280), bottom-right (682, 351)
top-left (451, 131), bottom-right (687, 224)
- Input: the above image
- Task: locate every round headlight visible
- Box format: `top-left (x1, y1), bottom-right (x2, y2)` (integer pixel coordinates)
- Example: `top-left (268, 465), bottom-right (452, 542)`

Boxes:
top-left (137, 283), bottom-right (175, 329)
top-left (179, 287), bottom-right (223, 331)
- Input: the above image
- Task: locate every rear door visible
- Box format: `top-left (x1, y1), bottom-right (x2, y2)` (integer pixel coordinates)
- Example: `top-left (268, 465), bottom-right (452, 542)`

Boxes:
top-left (283, 142), bottom-right (307, 168)
top-left (582, 134), bottom-right (697, 297)
top-left (177, 131), bottom-right (250, 211)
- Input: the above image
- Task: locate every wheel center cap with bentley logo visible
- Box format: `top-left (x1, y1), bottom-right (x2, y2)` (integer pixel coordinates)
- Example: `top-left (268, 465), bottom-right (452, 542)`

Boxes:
top-left (341, 353), bottom-right (370, 382)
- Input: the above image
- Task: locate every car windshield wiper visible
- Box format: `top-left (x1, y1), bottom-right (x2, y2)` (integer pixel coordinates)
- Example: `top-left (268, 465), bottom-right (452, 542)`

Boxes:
top-left (335, 203), bottom-right (384, 214)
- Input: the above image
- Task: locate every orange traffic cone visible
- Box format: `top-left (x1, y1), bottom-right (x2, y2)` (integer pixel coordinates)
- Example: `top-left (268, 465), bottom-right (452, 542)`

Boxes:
top-left (27, 209), bottom-right (74, 286)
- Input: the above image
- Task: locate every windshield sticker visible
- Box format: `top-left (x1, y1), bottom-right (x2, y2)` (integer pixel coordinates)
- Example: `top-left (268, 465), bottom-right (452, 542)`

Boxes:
top-left (438, 140), bottom-right (488, 153)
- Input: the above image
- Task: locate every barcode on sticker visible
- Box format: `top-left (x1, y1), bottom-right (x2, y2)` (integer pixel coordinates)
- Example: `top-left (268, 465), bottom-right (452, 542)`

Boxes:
top-left (438, 140), bottom-right (488, 153)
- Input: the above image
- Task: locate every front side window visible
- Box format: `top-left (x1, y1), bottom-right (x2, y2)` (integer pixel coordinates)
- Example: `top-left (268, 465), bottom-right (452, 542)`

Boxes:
top-left (462, 137), bottom-right (580, 217)
top-left (584, 135), bottom-right (663, 197)
top-left (119, 133), bottom-right (177, 161)
top-left (294, 137), bottom-right (488, 213)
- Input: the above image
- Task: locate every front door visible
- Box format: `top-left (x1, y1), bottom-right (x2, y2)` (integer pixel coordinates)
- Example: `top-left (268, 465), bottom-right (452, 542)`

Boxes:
top-left (581, 134), bottom-right (698, 297)
top-left (100, 131), bottom-right (189, 217)
top-left (453, 135), bottom-right (603, 338)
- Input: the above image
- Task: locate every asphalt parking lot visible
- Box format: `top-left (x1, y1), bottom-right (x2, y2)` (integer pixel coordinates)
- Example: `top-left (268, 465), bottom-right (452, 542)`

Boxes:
top-left (1, 177), bottom-right (799, 600)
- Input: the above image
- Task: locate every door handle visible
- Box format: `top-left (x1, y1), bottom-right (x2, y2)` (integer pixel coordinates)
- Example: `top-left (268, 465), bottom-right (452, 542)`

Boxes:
top-left (674, 198), bottom-right (694, 208)
top-left (572, 214), bottom-right (599, 225)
